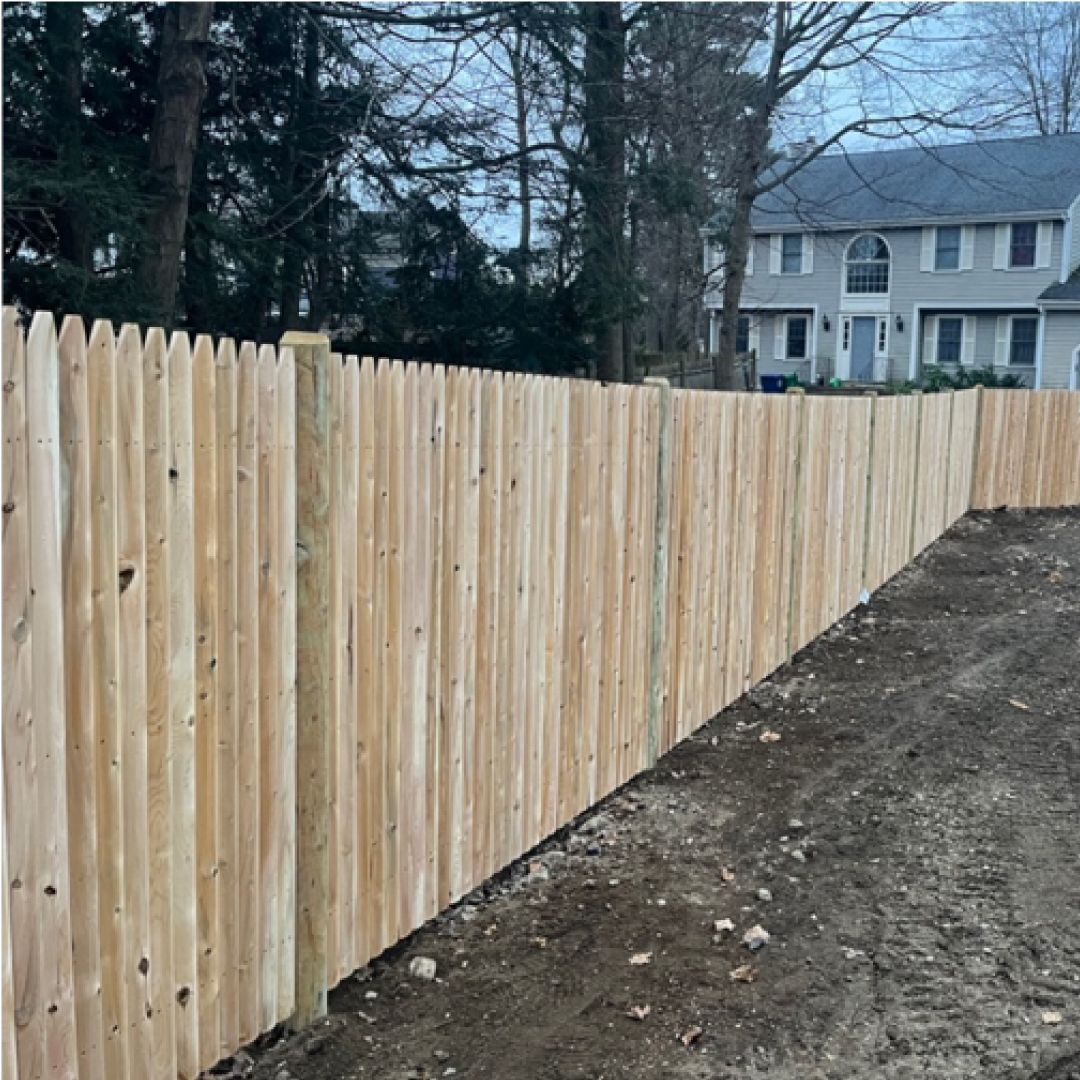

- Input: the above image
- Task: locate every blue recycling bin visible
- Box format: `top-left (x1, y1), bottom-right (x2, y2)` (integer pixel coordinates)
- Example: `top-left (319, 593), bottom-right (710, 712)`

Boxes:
top-left (760, 374), bottom-right (787, 394)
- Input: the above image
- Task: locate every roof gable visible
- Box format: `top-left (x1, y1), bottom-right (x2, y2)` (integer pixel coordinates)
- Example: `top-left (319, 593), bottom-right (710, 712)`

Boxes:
top-left (748, 133), bottom-right (1080, 231)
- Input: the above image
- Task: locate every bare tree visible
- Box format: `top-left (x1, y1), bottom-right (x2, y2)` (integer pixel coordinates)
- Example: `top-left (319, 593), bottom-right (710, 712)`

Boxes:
top-left (712, 1), bottom-right (956, 390)
top-left (626, 4), bottom-right (757, 367)
top-left (959, 3), bottom-right (1080, 135)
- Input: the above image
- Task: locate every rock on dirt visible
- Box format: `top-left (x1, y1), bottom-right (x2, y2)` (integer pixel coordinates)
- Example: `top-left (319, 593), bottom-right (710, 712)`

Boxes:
top-left (742, 925), bottom-right (771, 951)
top-left (408, 956), bottom-right (437, 981)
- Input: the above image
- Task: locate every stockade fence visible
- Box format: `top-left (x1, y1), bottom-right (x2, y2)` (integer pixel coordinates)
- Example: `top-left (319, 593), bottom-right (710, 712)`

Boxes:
top-left (2, 307), bottom-right (1078, 1080)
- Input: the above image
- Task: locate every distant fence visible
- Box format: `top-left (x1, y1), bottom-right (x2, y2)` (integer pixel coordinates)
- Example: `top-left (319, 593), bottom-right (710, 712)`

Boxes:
top-left (3, 307), bottom-right (1078, 1080)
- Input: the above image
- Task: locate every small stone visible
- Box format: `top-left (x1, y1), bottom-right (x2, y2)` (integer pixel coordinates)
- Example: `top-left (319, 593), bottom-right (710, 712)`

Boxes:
top-left (364, 989), bottom-right (378, 1000)
top-left (274, 1068), bottom-right (294, 1080)
top-left (1041, 1010), bottom-right (1064, 1025)
top-left (713, 918), bottom-right (735, 934)
top-left (528, 860), bottom-right (550, 882)
top-left (742, 925), bottom-right (770, 951)
top-left (409, 956), bottom-right (437, 981)
top-left (756, 888), bottom-right (773, 903)
top-left (788, 818), bottom-right (805, 831)
top-left (585, 843), bottom-right (602, 857)
top-left (434, 1049), bottom-right (450, 1061)
top-left (791, 849), bottom-right (807, 863)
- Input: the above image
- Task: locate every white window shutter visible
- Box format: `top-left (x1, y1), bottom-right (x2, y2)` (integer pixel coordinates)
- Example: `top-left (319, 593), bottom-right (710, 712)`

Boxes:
top-left (961, 226), bottom-right (975, 270)
top-left (993, 224), bottom-right (1009, 270)
top-left (775, 316), bottom-right (786, 360)
top-left (923, 316), bottom-right (937, 364)
top-left (994, 316), bottom-right (1009, 364)
top-left (746, 239), bottom-right (754, 276)
top-left (769, 235), bottom-right (781, 275)
top-left (1036, 221), bottom-right (1052, 268)
top-left (961, 316), bottom-right (976, 366)
top-left (802, 234), bottom-right (814, 274)
top-left (749, 318), bottom-right (760, 357)
top-left (920, 227), bottom-right (934, 272)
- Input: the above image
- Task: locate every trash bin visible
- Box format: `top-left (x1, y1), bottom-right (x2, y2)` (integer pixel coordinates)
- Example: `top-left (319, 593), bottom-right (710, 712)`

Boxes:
top-left (760, 374), bottom-right (787, 394)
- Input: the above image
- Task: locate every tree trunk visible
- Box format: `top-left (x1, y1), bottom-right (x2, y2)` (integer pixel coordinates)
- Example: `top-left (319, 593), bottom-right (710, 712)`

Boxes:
top-left (713, 178), bottom-right (757, 391)
top-left (281, 12), bottom-right (322, 335)
top-left (139, 2), bottom-right (213, 327)
top-left (509, 19), bottom-right (532, 363)
top-left (45, 3), bottom-right (91, 275)
top-left (714, 38), bottom-right (778, 390)
top-left (181, 147), bottom-right (212, 329)
top-left (580, 1), bottom-right (629, 383)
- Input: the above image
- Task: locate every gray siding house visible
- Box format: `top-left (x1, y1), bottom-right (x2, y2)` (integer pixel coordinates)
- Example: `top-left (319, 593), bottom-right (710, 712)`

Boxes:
top-left (704, 134), bottom-right (1080, 389)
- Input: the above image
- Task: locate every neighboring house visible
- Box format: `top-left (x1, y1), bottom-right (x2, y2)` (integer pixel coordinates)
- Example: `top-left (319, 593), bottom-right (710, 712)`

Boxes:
top-left (703, 133), bottom-right (1080, 389)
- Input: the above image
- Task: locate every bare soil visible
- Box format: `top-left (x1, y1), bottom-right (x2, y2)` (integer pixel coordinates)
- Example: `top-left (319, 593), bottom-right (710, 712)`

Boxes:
top-left (243, 510), bottom-right (1080, 1080)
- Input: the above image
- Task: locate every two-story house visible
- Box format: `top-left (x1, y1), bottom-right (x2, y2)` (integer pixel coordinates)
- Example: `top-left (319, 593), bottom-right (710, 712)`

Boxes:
top-left (703, 133), bottom-right (1080, 389)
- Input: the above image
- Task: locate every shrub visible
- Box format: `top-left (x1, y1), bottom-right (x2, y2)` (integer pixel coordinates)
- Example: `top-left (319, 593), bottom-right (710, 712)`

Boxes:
top-left (920, 365), bottom-right (1027, 392)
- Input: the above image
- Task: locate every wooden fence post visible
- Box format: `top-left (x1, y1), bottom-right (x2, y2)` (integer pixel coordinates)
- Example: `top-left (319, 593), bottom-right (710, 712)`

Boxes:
top-left (907, 390), bottom-right (924, 559)
top-left (283, 331), bottom-right (332, 1031)
top-left (784, 387), bottom-right (807, 657)
top-left (968, 384), bottom-right (984, 511)
top-left (644, 377), bottom-right (672, 768)
top-left (942, 388), bottom-right (955, 526)
top-left (859, 391), bottom-right (877, 596)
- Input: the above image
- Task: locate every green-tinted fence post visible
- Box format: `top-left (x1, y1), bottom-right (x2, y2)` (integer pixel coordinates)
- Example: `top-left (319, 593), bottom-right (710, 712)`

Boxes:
top-left (644, 377), bottom-right (672, 768)
top-left (284, 331), bottom-right (332, 1032)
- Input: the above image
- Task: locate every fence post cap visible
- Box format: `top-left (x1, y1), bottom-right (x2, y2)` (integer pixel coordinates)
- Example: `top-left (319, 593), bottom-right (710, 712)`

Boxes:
top-left (279, 330), bottom-right (331, 346)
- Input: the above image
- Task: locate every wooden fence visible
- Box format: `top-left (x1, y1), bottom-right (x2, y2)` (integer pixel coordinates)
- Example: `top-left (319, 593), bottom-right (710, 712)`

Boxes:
top-left (2, 308), bottom-right (1078, 1080)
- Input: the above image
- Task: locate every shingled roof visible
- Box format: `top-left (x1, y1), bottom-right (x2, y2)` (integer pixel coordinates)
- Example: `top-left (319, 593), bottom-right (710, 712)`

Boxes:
top-left (1039, 267), bottom-right (1080, 303)
top-left (746, 133), bottom-right (1080, 232)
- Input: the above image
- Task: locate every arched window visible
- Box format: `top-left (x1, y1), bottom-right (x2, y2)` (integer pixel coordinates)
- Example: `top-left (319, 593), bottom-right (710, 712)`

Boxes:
top-left (845, 233), bottom-right (890, 294)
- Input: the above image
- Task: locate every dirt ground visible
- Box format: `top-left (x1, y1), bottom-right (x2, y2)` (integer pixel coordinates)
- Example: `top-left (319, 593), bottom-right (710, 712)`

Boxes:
top-left (244, 509), bottom-right (1080, 1080)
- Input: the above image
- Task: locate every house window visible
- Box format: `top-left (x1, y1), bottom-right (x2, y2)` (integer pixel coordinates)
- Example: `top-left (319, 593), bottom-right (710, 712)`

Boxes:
top-left (842, 318), bottom-right (851, 351)
top-left (845, 233), bottom-right (890, 294)
top-left (735, 315), bottom-right (751, 355)
top-left (1009, 223), bottom-right (1037, 268)
top-left (785, 315), bottom-right (808, 360)
top-left (936, 317), bottom-right (963, 363)
top-left (1009, 317), bottom-right (1038, 365)
top-left (935, 226), bottom-right (961, 271)
top-left (781, 234), bottom-right (803, 274)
